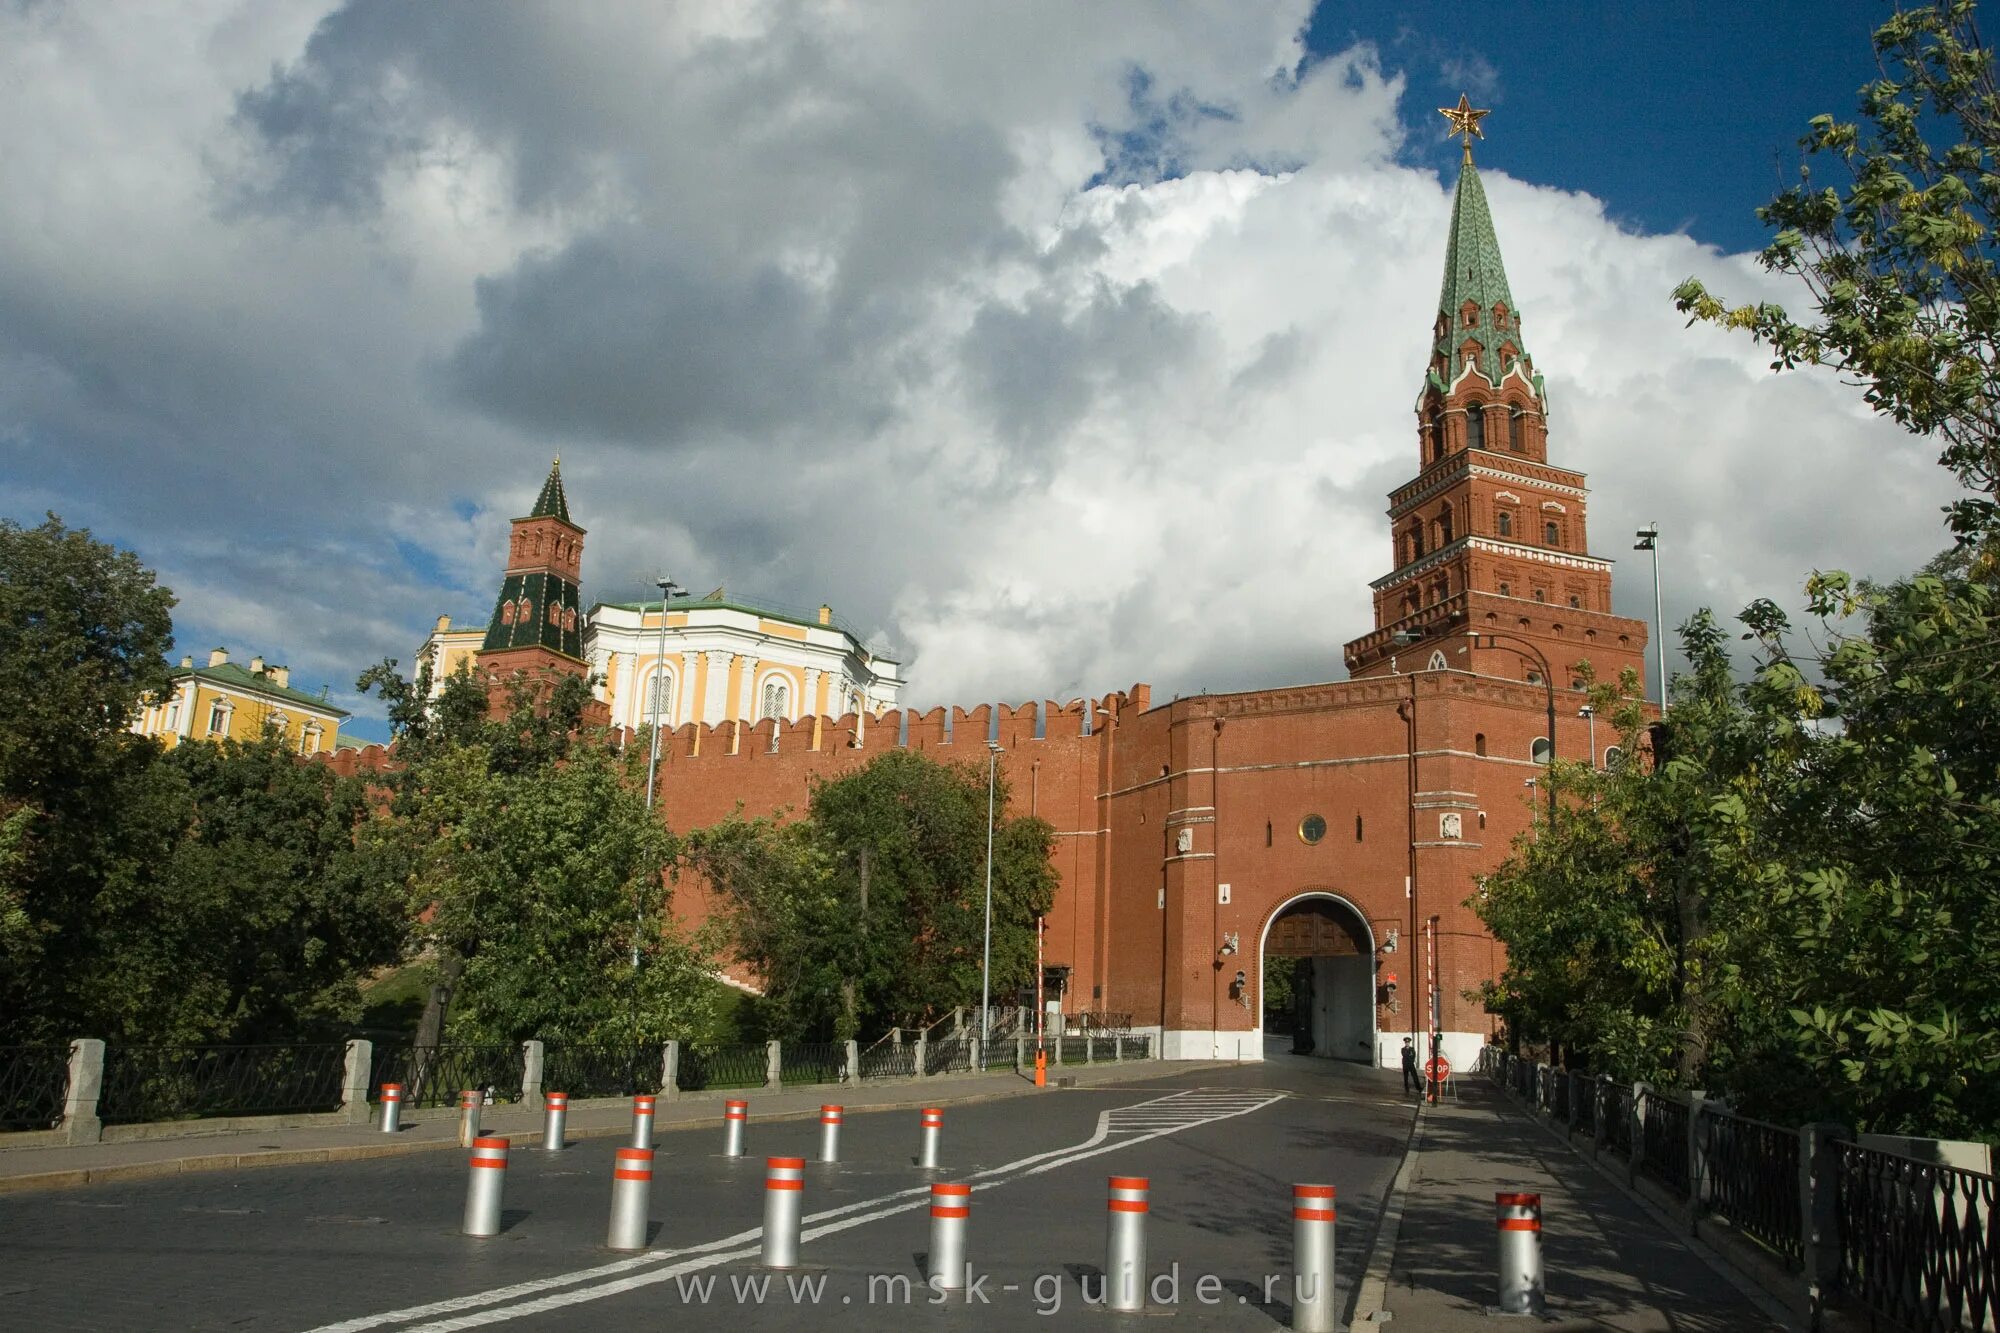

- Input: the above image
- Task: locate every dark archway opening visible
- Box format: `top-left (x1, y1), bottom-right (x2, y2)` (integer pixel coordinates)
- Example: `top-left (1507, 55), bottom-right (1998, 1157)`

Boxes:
top-left (1262, 896), bottom-right (1374, 1063)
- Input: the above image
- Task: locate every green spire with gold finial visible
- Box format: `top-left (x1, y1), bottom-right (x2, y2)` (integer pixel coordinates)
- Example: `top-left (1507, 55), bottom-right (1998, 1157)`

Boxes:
top-left (530, 455), bottom-right (571, 523)
top-left (1426, 97), bottom-right (1538, 397)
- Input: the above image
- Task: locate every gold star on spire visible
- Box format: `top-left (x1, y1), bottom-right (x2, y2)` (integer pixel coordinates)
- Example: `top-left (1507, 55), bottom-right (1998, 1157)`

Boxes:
top-left (1439, 93), bottom-right (1490, 164)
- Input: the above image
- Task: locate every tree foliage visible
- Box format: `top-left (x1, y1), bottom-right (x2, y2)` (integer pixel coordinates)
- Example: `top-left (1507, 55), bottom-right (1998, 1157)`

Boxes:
top-left (685, 749), bottom-right (1059, 1041)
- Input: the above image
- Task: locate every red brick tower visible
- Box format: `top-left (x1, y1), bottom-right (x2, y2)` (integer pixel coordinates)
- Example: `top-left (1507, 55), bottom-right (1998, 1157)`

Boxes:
top-left (1344, 112), bottom-right (1650, 696)
top-left (477, 458), bottom-right (608, 724)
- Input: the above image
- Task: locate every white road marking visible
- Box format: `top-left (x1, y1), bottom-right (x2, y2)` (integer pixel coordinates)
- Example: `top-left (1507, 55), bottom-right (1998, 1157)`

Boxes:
top-left (305, 1087), bottom-right (1284, 1333)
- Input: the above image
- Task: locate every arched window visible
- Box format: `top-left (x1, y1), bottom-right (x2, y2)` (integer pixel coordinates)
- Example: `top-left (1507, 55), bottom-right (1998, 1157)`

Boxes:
top-left (1497, 582), bottom-right (1510, 597)
top-left (500, 601), bottom-right (515, 625)
top-left (1475, 733), bottom-right (1488, 757)
top-left (1427, 649), bottom-right (1448, 672)
top-left (1604, 745), bottom-right (1625, 771)
top-left (647, 671), bottom-right (675, 725)
top-left (1509, 412), bottom-right (1524, 452)
top-left (759, 677), bottom-right (790, 721)
top-left (1545, 521), bottom-right (1560, 546)
top-left (1568, 595), bottom-right (1581, 609)
top-left (1402, 593), bottom-right (1418, 617)
top-left (1497, 511), bottom-right (1512, 538)
top-left (1439, 502), bottom-right (1454, 545)
top-left (1465, 403), bottom-right (1485, 451)
top-left (1533, 589), bottom-right (1545, 602)
top-left (1530, 737), bottom-right (1553, 764)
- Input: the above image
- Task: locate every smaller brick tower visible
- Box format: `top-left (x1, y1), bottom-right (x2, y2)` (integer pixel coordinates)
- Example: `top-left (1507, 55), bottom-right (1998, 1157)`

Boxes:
top-left (477, 458), bottom-right (606, 722)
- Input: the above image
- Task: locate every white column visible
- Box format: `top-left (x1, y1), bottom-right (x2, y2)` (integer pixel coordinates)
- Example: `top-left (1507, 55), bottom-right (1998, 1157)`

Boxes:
top-left (803, 667), bottom-right (821, 718)
top-left (739, 656), bottom-right (761, 720)
top-left (704, 650), bottom-right (731, 724)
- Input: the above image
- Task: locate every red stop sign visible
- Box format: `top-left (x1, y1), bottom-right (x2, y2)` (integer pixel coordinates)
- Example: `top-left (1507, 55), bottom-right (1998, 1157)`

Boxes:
top-left (1425, 1055), bottom-right (1452, 1081)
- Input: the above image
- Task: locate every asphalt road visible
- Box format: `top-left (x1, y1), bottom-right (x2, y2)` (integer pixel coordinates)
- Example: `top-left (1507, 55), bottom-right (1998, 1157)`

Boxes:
top-left (0, 1056), bottom-right (1413, 1332)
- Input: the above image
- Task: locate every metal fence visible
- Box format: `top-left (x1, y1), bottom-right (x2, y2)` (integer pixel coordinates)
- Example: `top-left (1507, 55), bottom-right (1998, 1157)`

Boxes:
top-left (1055, 1035), bottom-right (1094, 1063)
top-left (371, 1044), bottom-right (523, 1108)
top-left (924, 1037), bottom-right (975, 1076)
top-left (1070, 1011), bottom-right (1133, 1035)
top-left (1701, 1109), bottom-right (1803, 1268)
top-left (1574, 1076), bottom-right (1597, 1136)
top-left (0, 1045), bottom-right (71, 1131)
top-left (782, 1042), bottom-right (846, 1086)
top-left (1117, 1035), bottom-right (1153, 1060)
top-left (1607, 1082), bottom-right (1634, 1156)
top-left (1641, 1093), bottom-right (1692, 1194)
top-left (541, 1043), bottom-right (663, 1098)
top-left (1837, 1141), bottom-right (1998, 1333)
top-left (677, 1043), bottom-right (767, 1092)
top-left (100, 1044), bottom-right (347, 1124)
top-left (858, 1041), bottom-right (917, 1079)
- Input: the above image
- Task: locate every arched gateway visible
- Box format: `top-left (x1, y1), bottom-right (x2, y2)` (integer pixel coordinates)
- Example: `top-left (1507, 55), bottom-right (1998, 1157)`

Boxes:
top-left (1259, 892), bottom-right (1376, 1064)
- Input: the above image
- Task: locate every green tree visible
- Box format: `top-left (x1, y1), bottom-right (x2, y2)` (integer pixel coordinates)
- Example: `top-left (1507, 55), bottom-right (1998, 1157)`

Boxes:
top-left (686, 749), bottom-right (1059, 1041)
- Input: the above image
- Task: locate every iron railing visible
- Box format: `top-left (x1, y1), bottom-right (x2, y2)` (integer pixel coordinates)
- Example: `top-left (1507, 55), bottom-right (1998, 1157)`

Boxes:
top-left (1607, 1083), bottom-right (1635, 1157)
top-left (924, 1037), bottom-right (974, 1076)
top-left (0, 1045), bottom-right (71, 1131)
top-left (858, 1041), bottom-right (917, 1079)
top-left (1117, 1034), bottom-right (1153, 1060)
top-left (782, 1042), bottom-right (846, 1086)
top-left (372, 1044), bottom-right (523, 1108)
top-left (541, 1043), bottom-right (663, 1098)
top-left (100, 1044), bottom-right (347, 1123)
top-left (1701, 1109), bottom-right (1804, 1268)
top-left (677, 1043), bottom-right (768, 1092)
top-left (1837, 1142), bottom-right (1998, 1333)
top-left (1055, 1036), bottom-right (1094, 1063)
top-left (1641, 1094), bottom-right (1692, 1196)
top-left (1574, 1075), bottom-right (1597, 1136)
top-left (1070, 1011), bottom-right (1133, 1035)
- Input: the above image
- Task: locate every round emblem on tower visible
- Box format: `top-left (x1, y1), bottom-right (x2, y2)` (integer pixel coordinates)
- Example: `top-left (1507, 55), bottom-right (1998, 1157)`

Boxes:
top-left (1298, 814), bottom-right (1327, 845)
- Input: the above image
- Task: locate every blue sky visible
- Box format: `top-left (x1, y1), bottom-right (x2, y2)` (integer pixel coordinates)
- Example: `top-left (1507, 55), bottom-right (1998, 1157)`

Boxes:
top-left (0, 3), bottom-right (1963, 745)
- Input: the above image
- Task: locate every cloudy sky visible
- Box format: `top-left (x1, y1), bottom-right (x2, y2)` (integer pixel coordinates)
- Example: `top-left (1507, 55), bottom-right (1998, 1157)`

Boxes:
top-left (0, 1), bottom-right (1961, 739)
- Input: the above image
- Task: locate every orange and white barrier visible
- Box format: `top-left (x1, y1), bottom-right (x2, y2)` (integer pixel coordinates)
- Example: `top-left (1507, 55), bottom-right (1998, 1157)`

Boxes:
top-left (927, 1183), bottom-right (970, 1290)
top-left (762, 1156), bottom-right (805, 1268)
top-left (1106, 1175), bottom-right (1149, 1311)
top-left (1292, 1184), bottom-right (1336, 1331)
top-left (1495, 1191), bottom-right (1544, 1314)
top-left (462, 1136), bottom-right (509, 1237)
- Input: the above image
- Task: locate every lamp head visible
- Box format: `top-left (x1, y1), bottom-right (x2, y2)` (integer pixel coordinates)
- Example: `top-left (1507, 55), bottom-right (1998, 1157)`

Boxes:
top-left (1578, 704), bottom-right (1594, 719)
top-left (1392, 629), bottom-right (1422, 646)
top-left (1634, 524), bottom-right (1658, 551)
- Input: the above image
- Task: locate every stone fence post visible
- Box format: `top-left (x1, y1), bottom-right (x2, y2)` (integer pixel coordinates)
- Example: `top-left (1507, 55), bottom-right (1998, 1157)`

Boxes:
top-left (661, 1041), bottom-right (681, 1101)
top-left (844, 1040), bottom-right (859, 1084)
top-left (521, 1039), bottom-right (545, 1108)
top-left (61, 1038), bottom-right (105, 1145)
top-left (970, 1036), bottom-right (982, 1073)
top-left (765, 1040), bottom-right (782, 1091)
top-left (913, 1034), bottom-right (927, 1079)
top-left (1593, 1075), bottom-right (1611, 1155)
top-left (341, 1039), bottom-right (373, 1124)
top-left (1685, 1091), bottom-right (1710, 1228)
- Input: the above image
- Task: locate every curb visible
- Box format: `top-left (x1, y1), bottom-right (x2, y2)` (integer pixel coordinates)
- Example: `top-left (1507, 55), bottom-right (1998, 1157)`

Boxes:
top-left (1345, 1099), bottom-right (1425, 1329)
top-left (0, 1060), bottom-right (1193, 1196)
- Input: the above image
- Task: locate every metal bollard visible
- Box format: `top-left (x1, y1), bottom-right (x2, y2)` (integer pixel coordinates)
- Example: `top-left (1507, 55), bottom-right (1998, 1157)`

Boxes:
top-left (918, 1106), bottom-right (943, 1168)
top-left (819, 1105), bottom-right (843, 1163)
top-left (378, 1083), bottom-right (403, 1134)
top-left (1106, 1175), bottom-right (1149, 1311)
top-left (1292, 1184), bottom-right (1337, 1332)
top-left (462, 1136), bottom-right (509, 1237)
top-left (1495, 1192), bottom-right (1544, 1315)
top-left (762, 1156), bottom-right (805, 1268)
top-left (723, 1099), bottom-right (748, 1157)
top-left (458, 1089), bottom-right (482, 1147)
top-left (631, 1094), bottom-right (656, 1150)
top-left (542, 1092), bottom-right (569, 1151)
top-left (927, 1183), bottom-right (970, 1290)
top-left (606, 1147), bottom-right (653, 1250)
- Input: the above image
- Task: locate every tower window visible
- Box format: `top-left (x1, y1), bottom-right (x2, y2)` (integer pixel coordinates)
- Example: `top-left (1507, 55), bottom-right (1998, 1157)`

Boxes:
top-left (1545, 521), bottom-right (1560, 546)
top-left (1568, 595), bottom-right (1581, 609)
top-left (1509, 412), bottom-right (1524, 452)
top-left (1466, 403), bottom-right (1485, 451)
top-left (1497, 511), bottom-right (1512, 538)
top-left (759, 677), bottom-right (790, 721)
top-left (1531, 737), bottom-right (1552, 764)
top-left (1497, 582), bottom-right (1510, 597)
top-left (648, 672), bottom-right (675, 724)
top-left (1475, 732), bottom-right (1488, 757)
top-left (1355, 815), bottom-right (1364, 842)
top-left (1533, 589), bottom-right (1545, 602)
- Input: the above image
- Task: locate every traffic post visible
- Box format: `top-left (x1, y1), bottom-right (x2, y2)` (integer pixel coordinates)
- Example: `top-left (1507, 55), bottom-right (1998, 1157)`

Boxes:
top-left (377, 1083), bottom-right (403, 1135)
top-left (605, 1147), bottom-right (653, 1250)
top-left (462, 1136), bottom-right (509, 1238)
top-left (1106, 1175), bottom-right (1149, 1312)
top-left (927, 1183), bottom-right (970, 1290)
top-left (762, 1157), bottom-right (805, 1268)
top-left (630, 1094), bottom-right (656, 1150)
top-left (819, 1105), bottom-right (843, 1163)
top-left (917, 1107), bottom-right (943, 1168)
top-left (1291, 1184), bottom-right (1336, 1332)
top-left (723, 1099), bottom-right (748, 1157)
top-left (542, 1092), bottom-right (569, 1151)
top-left (1494, 1192), bottom-right (1544, 1315)
top-left (1035, 1047), bottom-right (1047, 1088)
top-left (457, 1089), bottom-right (482, 1147)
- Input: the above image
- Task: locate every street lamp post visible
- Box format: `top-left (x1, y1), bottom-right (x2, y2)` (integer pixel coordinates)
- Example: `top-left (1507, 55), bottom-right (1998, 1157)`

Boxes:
top-left (1580, 703), bottom-right (1596, 770)
top-left (981, 741), bottom-right (1003, 1057)
top-left (643, 576), bottom-right (685, 812)
top-left (1634, 525), bottom-right (1667, 714)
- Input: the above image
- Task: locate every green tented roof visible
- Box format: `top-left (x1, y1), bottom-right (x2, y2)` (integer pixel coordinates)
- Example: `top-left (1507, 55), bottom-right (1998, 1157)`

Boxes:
top-left (529, 459), bottom-right (572, 524)
top-left (1431, 158), bottom-right (1534, 392)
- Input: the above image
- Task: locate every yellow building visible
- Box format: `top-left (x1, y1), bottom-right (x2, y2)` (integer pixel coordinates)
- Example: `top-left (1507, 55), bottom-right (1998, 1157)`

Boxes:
top-left (131, 647), bottom-right (349, 755)
top-left (413, 614), bottom-right (485, 698)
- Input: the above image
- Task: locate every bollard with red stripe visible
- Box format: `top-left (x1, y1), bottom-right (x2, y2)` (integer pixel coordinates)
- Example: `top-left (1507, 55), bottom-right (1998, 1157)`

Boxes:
top-left (819, 1105), bottom-right (843, 1163)
top-left (542, 1092), bottom-right (569, 1151)
top-left (917, 1107), bottom-right (944, 1169)
top-left (377, 1083), bottom-right (403, 1135)
top-left (457, 1089), bottom-right (482, 1147)
top-left (723, 1099), bottom-right (748, 1157)
top-left (762, 1157), bottom-right (805, 1268)
top-left (927, 1183), bottom-right (970, 1290)
top-left (1494, 1192), bottom-right (1544, 1315)
top-left (1105, 1175), bottom-right (1149, 1311)
top-left (631, 1094), bottom-right (656, 1151)
top-left (462, 1136), bottom-right (509, 1237)
top-left (606, 1147), bottom-right (653, 1250)
top-left (1291, 1184), bottom-right (1337, 1332)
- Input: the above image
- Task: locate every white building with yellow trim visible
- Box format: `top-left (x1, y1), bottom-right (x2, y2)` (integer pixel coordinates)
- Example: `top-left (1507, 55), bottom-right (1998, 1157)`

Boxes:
top-left (131, 647), bottom-right (348, 754)
top-left (413, 594), bottom-right (903, 730)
